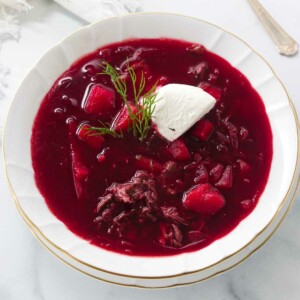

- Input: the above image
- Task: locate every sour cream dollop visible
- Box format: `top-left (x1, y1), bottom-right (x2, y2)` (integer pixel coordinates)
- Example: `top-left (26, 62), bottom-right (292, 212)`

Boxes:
top-left (152, 83), bottom-right (216, 141)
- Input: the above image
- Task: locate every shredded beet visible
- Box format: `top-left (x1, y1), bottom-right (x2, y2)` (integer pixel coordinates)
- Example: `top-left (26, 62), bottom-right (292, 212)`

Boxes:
top-left (94, 171), bottom-right (192, 248)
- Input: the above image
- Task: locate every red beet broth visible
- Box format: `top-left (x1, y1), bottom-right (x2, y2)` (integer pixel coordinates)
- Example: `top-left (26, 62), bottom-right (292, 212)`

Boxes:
top-left (31, 38), bottom-right (273, 256)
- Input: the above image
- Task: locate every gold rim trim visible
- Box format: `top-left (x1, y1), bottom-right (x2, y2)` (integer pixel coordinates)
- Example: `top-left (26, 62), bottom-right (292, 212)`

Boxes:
top-left (2, 12), bottom-right (300, 283)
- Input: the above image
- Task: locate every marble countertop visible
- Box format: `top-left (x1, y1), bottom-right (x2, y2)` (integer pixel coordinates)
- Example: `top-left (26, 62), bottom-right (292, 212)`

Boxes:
top-left (1, 0), bottom-right (300, 299)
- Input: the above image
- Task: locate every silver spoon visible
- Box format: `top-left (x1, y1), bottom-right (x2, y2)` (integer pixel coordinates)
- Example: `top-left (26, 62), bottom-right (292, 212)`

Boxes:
top-left (247, 0), bottom-right (298, 56)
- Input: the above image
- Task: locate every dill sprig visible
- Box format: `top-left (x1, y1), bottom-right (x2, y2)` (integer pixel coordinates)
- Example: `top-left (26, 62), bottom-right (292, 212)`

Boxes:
top-left (90, 61), bottom-right (158, 141)
top-left (133, 81), bottom-right (157, 141)
top-left (88, 124), bottom-right (122, 138)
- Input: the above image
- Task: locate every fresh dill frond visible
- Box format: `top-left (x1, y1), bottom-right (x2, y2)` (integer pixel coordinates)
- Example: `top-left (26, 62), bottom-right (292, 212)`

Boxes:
top-left (99, 61), bottom-right (136, 133)
top-left (127, 66), bottom-right (146, 106)
top-left (99, 60), bottom-right (158, 141)
top-left (87, 122), bottom-right (122, 138)
top-left (135, 82), bottom-right (158, 140)
top-left (99, 62), bottom-right (127, 103)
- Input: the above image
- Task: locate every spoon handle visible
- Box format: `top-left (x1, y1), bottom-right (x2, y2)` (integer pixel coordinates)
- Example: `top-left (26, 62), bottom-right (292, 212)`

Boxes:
top-left (247, 0), bottom-right (298, 56)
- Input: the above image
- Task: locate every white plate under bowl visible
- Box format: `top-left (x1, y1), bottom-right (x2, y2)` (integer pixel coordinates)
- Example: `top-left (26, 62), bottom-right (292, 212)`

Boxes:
top-left (3, 13), bottom-right (300, 288)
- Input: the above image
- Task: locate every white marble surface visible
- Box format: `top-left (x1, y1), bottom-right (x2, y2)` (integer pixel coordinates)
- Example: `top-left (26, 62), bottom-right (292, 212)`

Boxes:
top-left (1, 0), bottom-right (300, 298)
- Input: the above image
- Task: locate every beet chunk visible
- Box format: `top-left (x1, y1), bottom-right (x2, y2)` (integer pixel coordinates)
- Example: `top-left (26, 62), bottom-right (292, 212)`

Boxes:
top-left (209, 163), bottom-right (224, 182)
top-left (84, 84), bottom-right (115, 115)
top-left (194, 164), bottom-right (209, 184)
top-left (67, 118), bottom-right (89, 200)
top-left (71, 152), bottom-right (89, 200)
top-left (183, 183), bottom-right (225, 215)
top-left (111, 103), bottom-right (138, 133)
top-left (77, 123), bottom-right (105, 150)
top-left (192, 119), bottom-right (214, 141)
top-left (168, 138), bottom-right (190, 161)
top-left (215, 165), bottom-right (233, 189)
top-left (237, 159), bottom-right (250, 175)
top-left (135, 155), bottom-right (163, 174)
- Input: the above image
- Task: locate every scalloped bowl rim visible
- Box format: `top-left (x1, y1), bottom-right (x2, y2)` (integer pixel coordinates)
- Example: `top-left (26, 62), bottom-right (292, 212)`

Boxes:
top-left (3, 13), bottom-right (299, 278)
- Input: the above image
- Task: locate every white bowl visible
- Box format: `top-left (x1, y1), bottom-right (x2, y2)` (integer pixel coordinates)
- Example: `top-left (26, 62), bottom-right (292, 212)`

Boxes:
top-left (3, 13), bottom-right (300, 288)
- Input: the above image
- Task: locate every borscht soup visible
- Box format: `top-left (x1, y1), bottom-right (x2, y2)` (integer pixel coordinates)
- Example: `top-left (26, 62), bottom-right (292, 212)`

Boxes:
top-left (31, 38), bottom-right (272, 256)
